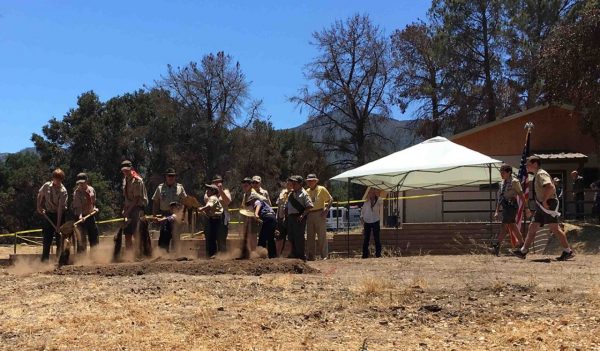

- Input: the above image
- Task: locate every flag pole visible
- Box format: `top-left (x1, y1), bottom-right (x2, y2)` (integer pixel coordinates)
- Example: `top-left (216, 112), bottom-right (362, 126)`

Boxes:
top-left (521, 122), bottom-right (534, 237)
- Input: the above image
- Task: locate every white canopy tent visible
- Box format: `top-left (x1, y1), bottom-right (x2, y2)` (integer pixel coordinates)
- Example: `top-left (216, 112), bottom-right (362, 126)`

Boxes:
top-left (330, 136), bottom-right (505, 256)
top-left (331, 136), bottom-right (503, 191)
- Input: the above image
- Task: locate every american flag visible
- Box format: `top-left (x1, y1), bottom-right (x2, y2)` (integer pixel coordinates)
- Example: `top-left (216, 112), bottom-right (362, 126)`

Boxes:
top-left (515, 130), bottom-right (531, 226)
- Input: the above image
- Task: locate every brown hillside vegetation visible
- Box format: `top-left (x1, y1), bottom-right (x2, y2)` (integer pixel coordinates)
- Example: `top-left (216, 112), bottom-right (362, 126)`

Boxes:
top-left (1, 251), bottom-right (600, 350)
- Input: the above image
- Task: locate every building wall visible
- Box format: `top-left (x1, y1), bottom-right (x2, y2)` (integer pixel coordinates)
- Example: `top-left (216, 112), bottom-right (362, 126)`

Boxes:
top-left (452, 106), bottom-right (596, 156)
top-left (388, 106), bottom-right (599, 224)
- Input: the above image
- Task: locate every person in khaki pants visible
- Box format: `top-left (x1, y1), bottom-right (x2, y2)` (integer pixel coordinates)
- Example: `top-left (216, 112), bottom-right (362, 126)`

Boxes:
top-left (305, 174), bottom-right (333, 261)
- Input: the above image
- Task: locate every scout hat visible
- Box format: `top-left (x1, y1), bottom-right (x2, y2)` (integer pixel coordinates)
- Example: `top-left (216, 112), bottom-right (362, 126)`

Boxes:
top-left (76, 173), bottom-right (88, 184)
top-left (205, 184), bottom-right (219, 192)
top-left (164, 168), bottom-right (177, 176)
top-left (121, 160), bottom-right (132, 171)
top-left (211, 175), bottom-right (223, 183)
top-left (306, 173), bottom-right (318, 181)
top-left (290, 175), bottom-right (303, 183)
top-left (251, 175), bottom-right (262, 183)
top-left (241, 177), bottom-right (253, 184)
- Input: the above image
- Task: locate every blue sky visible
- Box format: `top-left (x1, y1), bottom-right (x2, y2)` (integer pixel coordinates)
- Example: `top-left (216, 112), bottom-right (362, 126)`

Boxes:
top-left (0, 0), bottom-right (430, 153)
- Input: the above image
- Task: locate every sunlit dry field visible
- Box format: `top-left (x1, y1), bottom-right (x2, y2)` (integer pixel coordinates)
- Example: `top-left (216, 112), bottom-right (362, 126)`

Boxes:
top-left (2, 249), bottom-right (600, 351)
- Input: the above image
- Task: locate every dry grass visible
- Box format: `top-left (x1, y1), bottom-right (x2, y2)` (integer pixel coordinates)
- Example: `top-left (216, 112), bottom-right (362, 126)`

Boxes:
top-left (2, 250), bottom-right (600, 350)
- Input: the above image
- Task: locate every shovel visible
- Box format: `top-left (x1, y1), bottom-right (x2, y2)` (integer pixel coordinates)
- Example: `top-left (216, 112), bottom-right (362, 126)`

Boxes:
top-left (112, 217), bottom-right (130, 262)
top-left (41, 212), bottom-right (67, 265)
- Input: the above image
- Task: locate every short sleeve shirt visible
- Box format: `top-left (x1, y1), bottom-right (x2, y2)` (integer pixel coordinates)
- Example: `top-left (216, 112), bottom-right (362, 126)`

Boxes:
top-left (286, 188), bottom-right (314, 214)
top-left (72, 185), bottom-right (96, 216)
top-left (276, 189), bottom-right (290, 219)
top-left (533, 169), bottom-right (557, 202)
top-left (501, 177), bottom-right (523, 200)
top-left (205, 188), bottom-right (232, 223)
top-left (258, 188), bottom-right (271, 206)
top-left (205, 195), bottom-right (223, 217)
top-left (306, 185), bottom-right (332, 211)
top-left (38, 181), bottom-right (68, 213)
top-left (152, 183), bottom-right (187, 212)
top-left (123, 176), bottom-right (148, 208)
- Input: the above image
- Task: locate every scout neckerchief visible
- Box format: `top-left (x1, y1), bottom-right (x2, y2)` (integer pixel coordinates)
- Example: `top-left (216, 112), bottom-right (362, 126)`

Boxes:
top-left (288, 190), bottom-right (306, 213)
top-left (533, 171), bottom-right (561, 218)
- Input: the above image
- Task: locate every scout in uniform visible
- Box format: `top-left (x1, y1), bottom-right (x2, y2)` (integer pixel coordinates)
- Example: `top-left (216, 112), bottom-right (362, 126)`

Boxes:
top-left (275, 180), bottom-right (293, 256)
top-left (204, 175), bottom-right (232, 253)
top-left (121, 160), bottom-right (149, 255)
top-left (491, 164), bottom-right (525, 256)
top-left (71, 172), bottom-right (100, 254)
top-left (285, 175), bottom-right (314, 260)
top-left (152, 168), bottom-right (187, 252)
top-left (305, 173), bottom-right (333, 260)
top-left (251, 176), bottom-right (271, 205)
top-left (198, 184), bottom-right (224, 258)
top-left (512, 156), bottom-right (575, 260)
top-left (241, 177), bottom-right (259, 255)
top-left (37, 168), bottom-right (68, 262)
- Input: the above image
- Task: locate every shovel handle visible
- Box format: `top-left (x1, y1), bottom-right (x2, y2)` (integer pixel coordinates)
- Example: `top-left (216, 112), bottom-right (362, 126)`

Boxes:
top-left (41, 212), bottom-right (62, 234)
top-left (74, 209), bottom-right (98, 226)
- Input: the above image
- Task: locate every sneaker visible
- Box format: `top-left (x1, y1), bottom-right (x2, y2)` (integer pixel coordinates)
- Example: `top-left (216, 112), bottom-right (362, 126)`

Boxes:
top-left (511, 249), bottom-right (527, 259)
top-left (556, 250), bottom-right (575, 261)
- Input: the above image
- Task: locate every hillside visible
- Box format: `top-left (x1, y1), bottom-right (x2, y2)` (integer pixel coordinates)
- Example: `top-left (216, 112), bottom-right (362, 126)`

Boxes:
top-left (0, 147), bottom-right (37, 163)
top-left (289, 114), bottom-right (421, 161)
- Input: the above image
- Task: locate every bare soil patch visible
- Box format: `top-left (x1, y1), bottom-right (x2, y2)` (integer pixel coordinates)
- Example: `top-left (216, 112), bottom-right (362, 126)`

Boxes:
top-left (51, 258), bottom-right (317, 277)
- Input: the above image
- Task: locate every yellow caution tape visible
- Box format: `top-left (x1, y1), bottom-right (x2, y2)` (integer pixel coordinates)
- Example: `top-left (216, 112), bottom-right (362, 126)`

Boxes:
top-left (332, 193), bottom-right (442, 205)
top-left (2, 194), bottom-right (443, 239)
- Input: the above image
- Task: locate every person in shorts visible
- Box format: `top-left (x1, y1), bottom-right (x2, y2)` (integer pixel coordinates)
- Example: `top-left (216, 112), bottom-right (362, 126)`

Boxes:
top-left (491, 164), bottom-right (525, 256)
top-left (512, 156), bottom-right (574, 261)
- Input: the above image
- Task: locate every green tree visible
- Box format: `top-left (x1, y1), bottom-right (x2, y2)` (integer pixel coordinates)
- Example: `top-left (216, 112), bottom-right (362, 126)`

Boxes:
top-left (0, 152), bottom-right (47, 233)
top-left (390, 21), bottom-right (457, 138)
top-left (429, 0), bottom-right (506, 125)
top-left (504, 0), bottom-right (581, 109)
top-left (158, 51), bottom-right (261, 183)
top-left (539, 1), bottom-right (600, 146)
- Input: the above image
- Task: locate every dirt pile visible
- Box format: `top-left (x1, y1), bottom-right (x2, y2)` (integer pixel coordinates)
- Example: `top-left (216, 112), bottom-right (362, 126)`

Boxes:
top-left (50, 258), bottom-right (318, 277)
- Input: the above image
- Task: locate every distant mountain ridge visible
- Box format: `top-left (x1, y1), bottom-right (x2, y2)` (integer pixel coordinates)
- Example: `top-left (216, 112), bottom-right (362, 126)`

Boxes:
top-left (0, 147), bottom-right (37, 162)
top-left (288, 115), bottom-right (421, 162)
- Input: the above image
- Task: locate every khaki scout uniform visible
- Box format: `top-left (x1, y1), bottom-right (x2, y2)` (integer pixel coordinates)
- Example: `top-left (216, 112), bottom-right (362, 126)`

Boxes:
top-left (38, 181), bottom-right (68, 261)
top-left (72, 185), bottom-right (100, 251)
top-left (285, 188), bottom-right (314, 260)
top-left (204, 188), bottom-right (232, 252)
top-left (204, 195), bottom-right (224, 257)
top-left (122, 175), bottom-right (148, 239)
top-left (242, 189), bottom-right (259, 251)
top-left (532, 169), bottom-right (559, 226)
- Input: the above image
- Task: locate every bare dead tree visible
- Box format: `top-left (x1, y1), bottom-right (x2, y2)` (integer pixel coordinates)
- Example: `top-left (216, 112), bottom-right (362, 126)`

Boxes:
top-left (291, 14), bottom-right (392, 169)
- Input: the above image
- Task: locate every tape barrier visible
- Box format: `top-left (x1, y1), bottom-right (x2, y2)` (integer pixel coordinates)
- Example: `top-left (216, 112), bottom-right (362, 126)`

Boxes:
top-left (332, 193), bottom-right (442, 205)
top-left (2, 193), bottom-right (442, 239)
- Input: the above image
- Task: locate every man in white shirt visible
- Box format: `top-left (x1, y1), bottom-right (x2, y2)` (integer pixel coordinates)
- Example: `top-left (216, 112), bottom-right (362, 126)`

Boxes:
top-left (360, 188), bottom-right (382, 258)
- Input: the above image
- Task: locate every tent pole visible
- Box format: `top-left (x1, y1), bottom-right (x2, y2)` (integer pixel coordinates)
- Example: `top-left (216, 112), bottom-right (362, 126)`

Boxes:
top-left (347, 177), bottom-right (352, 258)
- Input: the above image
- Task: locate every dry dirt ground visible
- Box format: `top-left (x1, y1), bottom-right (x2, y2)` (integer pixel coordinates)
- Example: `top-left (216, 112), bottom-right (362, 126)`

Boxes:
top-left (1, 223), bottom-right (600, 350)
